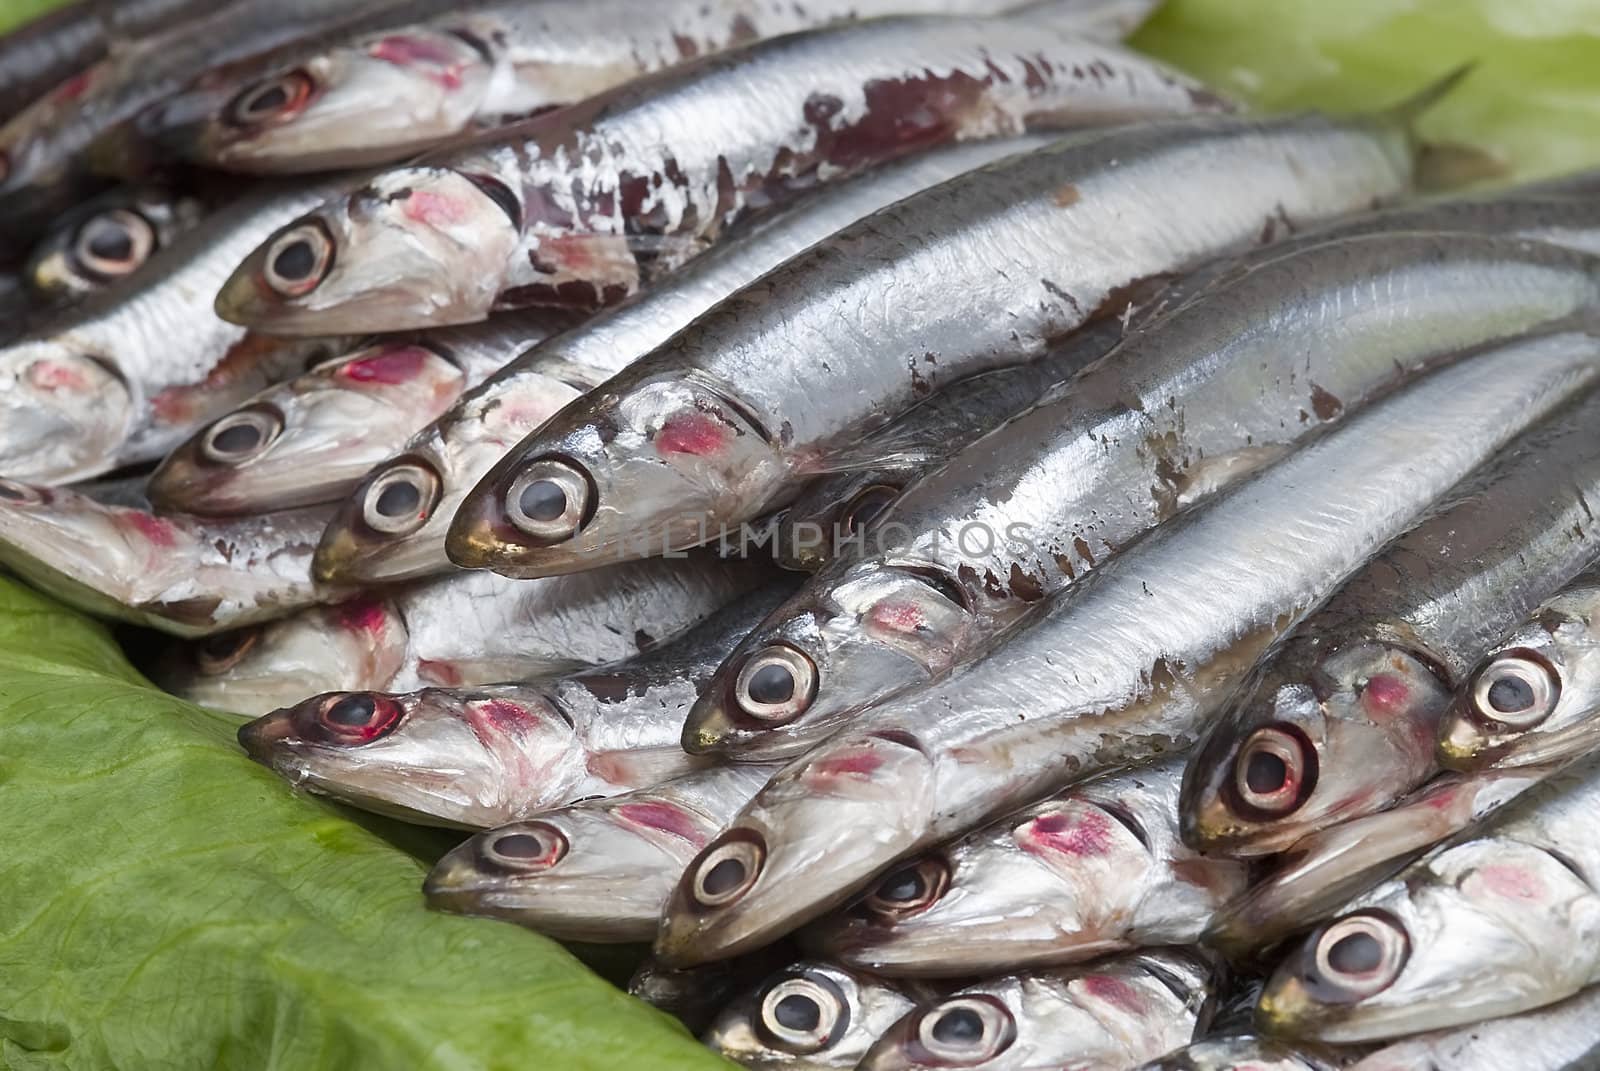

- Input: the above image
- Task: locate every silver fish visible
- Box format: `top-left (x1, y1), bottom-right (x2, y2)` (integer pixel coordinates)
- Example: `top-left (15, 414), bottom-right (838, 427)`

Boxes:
top-left (309, 135), bottom-right (1062, 584)
top-left (703, 961), bottom-right (936, 1071)
top-left (233, 579), bottom-right (790, 824)
top-left (451, 90), bottom-right (1460, 583)
top-left (683, 227), bottom-right (1600, 762)
top-left (1203, 767), bottom-right (1544, 959)
top-left (1137, 1036), bottom-right (1353, 1071)
top-left (24, 182), bottom-right (207, 301)
top-left (164, 549), bottom-right (775, 716)
top-left (807, 758), bottom-right (1248, 976)
top-left (1181, 385), bottom-right (1600, 857)
top-left (857, 949), bottom-right (1217, 1071)
top-left (1438, 564), bottom-right (1600, 770)
top-left (0, 178), bottom-right (351, 484)
top-left (151, 0), bottom-right (1137, 173)
top-left (214, 11), bottom-right (1231, 334)
top-left (1258, 753), bottom-right (1600, 1042)
top-left (425, 763), bottom-right (777, 941)
top-left (0, 477), bottom-right (336, 636)
top-left (1343, 985), bottom-right (1600, 1071)
top-left (652, 330), bottom-right (1600, 965)
top-left (146, 309), bottom-right (576, 515)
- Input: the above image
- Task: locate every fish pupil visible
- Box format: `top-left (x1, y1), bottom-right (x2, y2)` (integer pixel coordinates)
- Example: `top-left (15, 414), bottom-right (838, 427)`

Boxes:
top-left (375, 480), bottom-right (422, 518)
top-left (878, 866), bottom-right (925, 903)
top-left (1327, 931), bottom-right (1382, 974)
top-left (931, 1008), bottom-right (983, 1045)
top-left (492, 833), bottom-right (545, 859)
top-left (211, 422), bottom-right (263, 455)
top-left (747, 663), bottom-right (795, 705)
top-left (1487, 675), bottom-right (1535, 713)
top-left (327, 695), bottom-right (376, 727)
top-left (518, 479), bottom-right (568, 523)
top-left (847, 487), bottom-right (895, 533)
top-left (702, 857), bottom-right (746, 896)
top-left (272, 240), bottom-right (317, 282)
top-left (774, 994), bottom-right (821, 1032)
top-left (85, 223), bottom-right (134, 263)
top-left (248, 83), bottom-right (291, 116)
top-left (1245, 750), bottom-right (1288, 794)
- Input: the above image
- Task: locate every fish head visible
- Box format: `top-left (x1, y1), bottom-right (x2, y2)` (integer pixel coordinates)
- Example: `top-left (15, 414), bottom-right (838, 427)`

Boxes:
top-left (775, 473), bottom-right (907, 571)
top-left (657, 730), bottom-right (937, 966)
top-left (1182, 641), bottom-right (1450, 856)
top-left (1438, 608), bottom-right (1600, 770)
top-left (1138, 1036), bottom-right (1333, 1070)
top-left (0, 339), bottom-right (132, 482)
top-left (702, 961), bottom-right (920, 1071)
top-left (448, 374), bottom-right (787, 576)
top-left (0, 480), bottom-right (156, 593)
top-left (148, 342), bottom-right (464, 514)
top-left (682, 560), bottom-right (974, 761)
top-left (1258, 839), bottom-right (1600, 1042)
top-left (237, 682), bottom-right (593, 827)
top-left (215, 167), bottom-right (521, 333)
top-left (153, 29), bottom-right (494, 172)
top-left (159, 597), bottom-right (407, 717)
top-left (26, 187), bottom-right (198, 299)
top-left (424, 799), bottom-right (698, 940)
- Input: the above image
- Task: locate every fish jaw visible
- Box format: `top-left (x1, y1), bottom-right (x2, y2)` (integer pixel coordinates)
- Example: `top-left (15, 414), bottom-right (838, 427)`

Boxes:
top-left (236, 684), bottom-right (590, 828)
top-left (655, 729), bottom-right (936, 966)
top-left (160, 30), bottom-right (494, 173)
top-left (448, 374), bottom-right (787, 577)
top-left (0, 341), bottom-right (133, 482)
top-left (1258, 840), bottom-right (1600, 1042)
top-left (215, 168), bottom-right (521, 334)
top-left (148, 342), bottom-right (465, 515)
top-left (1182, 642), bottom-right (1450, 857)
top-left (682, 561), bottom-right (971, 760)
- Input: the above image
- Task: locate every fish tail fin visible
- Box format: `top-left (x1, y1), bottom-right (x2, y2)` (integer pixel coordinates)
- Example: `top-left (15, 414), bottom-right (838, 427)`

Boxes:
top-left (1381, 63), bottom-right (1507, 191)
top-left (1385, 61), bottom-right (1477, 126)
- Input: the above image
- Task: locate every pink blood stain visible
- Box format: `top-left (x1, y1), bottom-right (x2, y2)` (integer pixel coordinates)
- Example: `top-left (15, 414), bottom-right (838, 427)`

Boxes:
top-left (1021, 807), bottom-right (1117, 858)
top-left (123, 511), bottom-right (178, 548)
top-left (1475, 863), bottom-right (1546, 901)
top-left (148, 388), bottom-right (196, 426)
top-left (654, 411), bottom-right (728, 457)
top-left (339, 346), bottom-right (430, 385)
top-left (26, 360), bottom-right (90, 392)
top-left (333, 599), bottom-right (390, 636)
top-left (368, 34), bottom-right (466, 89)
top-left (417, 659), bottom-right (463, 687)
top-left (52, 69), bottom-right (95, 103)
top-left (1361, 673), bottom-right (1411, 718)
top-left (1080, 974), bottom-right (1144, 1014)
top-left (474, 698), bottom-right (536, 733)
top-left (806, 749), bottom-right (885, 783)
top-left (868, 600), bottom-right (926, 635)
top-left (403, 190), bottom-right (469, 228)
top-left (615, 801), bottom-right (707, 846)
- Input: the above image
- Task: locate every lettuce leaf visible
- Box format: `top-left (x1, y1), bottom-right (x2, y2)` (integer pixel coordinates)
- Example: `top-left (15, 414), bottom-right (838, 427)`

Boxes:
top-left (0, 578), bottom-right (730, 1070)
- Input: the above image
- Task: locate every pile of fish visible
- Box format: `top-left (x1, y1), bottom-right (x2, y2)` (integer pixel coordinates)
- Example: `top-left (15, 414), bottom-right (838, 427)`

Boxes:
top-left (8, 0), bottom-right (1600, 1067)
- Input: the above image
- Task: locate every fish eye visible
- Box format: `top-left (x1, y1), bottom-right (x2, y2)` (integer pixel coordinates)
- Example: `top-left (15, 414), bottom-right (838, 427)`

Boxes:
top-left (361, 462), bottom-right (439, 536)
top-left (1311, 911), bottom-right (1410, 1001)
top-left (227, 70), bottom-right (315, 127)
top-left (71, 208), bottom-right (155, 280)
top-left (194, 628), bottom-right (260, 674)
top-left (840, 483), bottom-right (900, 536)
top-left (914, 996), bottom-right (1015, 1065)
top-left (262, 220), bottom-right (334, 297)
top-left (732, 644), bottom-right (818, 724)
top-left (481, 822), bottom-right (568, 871)
top-left (1472, 652), bottom-right (1559, 729)
top-left (504, 458), bottom-right (591, 543)
top-left (312, 692), bottom-right (403, 744)
top-left (863, 857), bottom-right (949, 918)
top-left (757, 973), bottom-right (850, 1054)
top-left (1230, 723), bottom-right (1317, 818)
top-left (200, 406), bottom-right (283, 465)
top-left (690, 831), bottom-right (766, 909)
top-left (0, 478), bottom-right (45, 506)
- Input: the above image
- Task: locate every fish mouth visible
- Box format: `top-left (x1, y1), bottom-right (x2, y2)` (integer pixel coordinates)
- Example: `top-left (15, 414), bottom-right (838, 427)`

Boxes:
top-left (236, 712), bottom-right (298, 764)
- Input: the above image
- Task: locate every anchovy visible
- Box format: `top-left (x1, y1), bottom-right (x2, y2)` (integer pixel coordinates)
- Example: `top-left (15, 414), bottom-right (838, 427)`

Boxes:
top-left (162, 550), bottom-right (777, 716)
top-left (1258, 752), bottom-right (1600, 1042)
top-left (309, 136), bottom-right (1061, 585)
top-left (1203, 767), bottom-right (1545, 959)
top-left (627, 946), bottom-right (802, 1035)
top-left (857, 950), bottom-right (1217, 1071)
top-left (233, 579), bottom-right (792, 824)
top-left (1137, 1036), bottom-right (1354, 1070)
top-left (0, 178), bottom-right (352, 484)
top-left (652, 331), bottom-right (1600, 965)
top-left (425, 763), bottom-right (777, 941)
top-left (683, 227), bottom-right (1600, 763)
top-left (1181, 386), bottom-right (1600, 857)
top-left (215, 11), bottom-right (1232, 334)
top-left (25, 182), bottom-right (207, 301)
top-left (450, 89), bottom-right (1463, 584)
top-left (0, 476), bottom-right (337, 636)
top-left (152, 0), bottom-right (1147, 173)
top-left (146, 309), bottom-right (577, 515)
top-left (1438, 563), bottom-right (1600, 770)
top-left (807, 758), bottom-right (1248, 976)
top-left (702, 961), bottom-right (937, 1070)
top-left (1343, 985), bottom-right (1600, 1071)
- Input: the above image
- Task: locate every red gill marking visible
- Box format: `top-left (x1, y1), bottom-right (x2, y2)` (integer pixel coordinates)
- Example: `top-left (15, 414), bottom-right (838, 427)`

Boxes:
top-left (52, 69), bottom-right (95, 103)
top-left (26, 360), bottom-right (91, 392)
top-left (1361, 673), bottom-right (1411, 718)
top-left (416, 659), bottom-right (463, 686)
top-left (403, 190), bottom-right (469, 228)
top-left (868, 601), bottom-right (926, 634)
top-left (473, 698), bottom-right (537, 733)
top-left (807, 749), bottom-right (885, 781)
top-left (654, 411), bottom-right (728, 457)
top-left (340, 346), bottom-right (431, 385)
top-left (1021, 807), bottom-right (1118, 858)
top-left (615, 801), bottom-right (707, 846)
top-left (333, 599), bottom-right (390, 635)
top-left (123, 511), bottom-right (178, 548)
top-left (1079, 974), bottom-right (1145, 1014)
top-left (1475, 863), bottom-right (1546, 901)
top-left (368, 34), bottom-right (466, 89)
